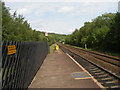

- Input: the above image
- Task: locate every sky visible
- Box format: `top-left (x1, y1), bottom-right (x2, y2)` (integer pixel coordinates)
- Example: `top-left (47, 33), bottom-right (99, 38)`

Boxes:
top-left (3, 0), bottom-right (120, 34)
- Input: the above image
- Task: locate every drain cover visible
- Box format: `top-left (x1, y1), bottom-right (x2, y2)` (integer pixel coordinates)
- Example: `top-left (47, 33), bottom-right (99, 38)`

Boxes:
top-left (72, 72), bottom-right (91, 79)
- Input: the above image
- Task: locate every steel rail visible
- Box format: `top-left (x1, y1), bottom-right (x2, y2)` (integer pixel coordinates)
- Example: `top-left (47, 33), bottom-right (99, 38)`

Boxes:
top-left (58, 43), bottom-right (120, 80)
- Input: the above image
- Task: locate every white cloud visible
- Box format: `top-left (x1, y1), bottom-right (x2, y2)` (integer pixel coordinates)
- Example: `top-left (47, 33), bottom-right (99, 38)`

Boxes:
top-left (3, 0), bottom-right (120, 2)
top-left (17, 8), bottom-right (28, 15)
top-left (4, 1), bottom-right (117, 34)
top-left (57, 6), bottom-right (74, 13)
top-left (68, 28), bottom-right (76, 33)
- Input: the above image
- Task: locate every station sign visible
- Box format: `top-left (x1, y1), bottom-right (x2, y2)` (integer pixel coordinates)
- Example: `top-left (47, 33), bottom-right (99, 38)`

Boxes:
top-left (8, 45), bottom-right (16, 55)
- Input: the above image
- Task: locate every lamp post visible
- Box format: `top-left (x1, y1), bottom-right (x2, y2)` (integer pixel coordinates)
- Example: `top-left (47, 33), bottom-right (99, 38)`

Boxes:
top-left (118, 1), bottom-right (120, 13)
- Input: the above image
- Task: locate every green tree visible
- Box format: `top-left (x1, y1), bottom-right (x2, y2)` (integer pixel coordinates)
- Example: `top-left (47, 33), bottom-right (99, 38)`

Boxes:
top-left (65, 13), bottom-right (119, 53)
top-left (2, 1), bottom-right (48, 42)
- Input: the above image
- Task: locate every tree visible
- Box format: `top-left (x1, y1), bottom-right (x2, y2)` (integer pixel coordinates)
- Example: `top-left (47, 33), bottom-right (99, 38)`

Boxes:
top-left (2, 1), bottom-right (48, 42)
top-left (104, 13), bottom-right (120, 52)
top-left (65, 13), bottom-right (119, 53)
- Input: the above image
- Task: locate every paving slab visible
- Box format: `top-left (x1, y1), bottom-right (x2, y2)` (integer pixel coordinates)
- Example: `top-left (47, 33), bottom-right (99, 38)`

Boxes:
top-left (29, 49), bottom-right (101, 88)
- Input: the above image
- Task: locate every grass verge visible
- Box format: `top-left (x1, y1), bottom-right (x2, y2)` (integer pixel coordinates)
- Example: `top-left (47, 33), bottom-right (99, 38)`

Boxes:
top-left (50, 44), bottom-right (55, 54)
top-left (65, 44), bottom-right (120, 57)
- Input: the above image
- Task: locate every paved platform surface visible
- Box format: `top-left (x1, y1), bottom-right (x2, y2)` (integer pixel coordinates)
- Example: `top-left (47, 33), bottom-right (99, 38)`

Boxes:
top-left (29, 49), bottom-right (101, 88)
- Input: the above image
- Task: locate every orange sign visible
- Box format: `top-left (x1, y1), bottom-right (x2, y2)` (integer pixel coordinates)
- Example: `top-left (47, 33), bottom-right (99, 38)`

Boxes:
top-left (8, 45), bottom-right (16, 55)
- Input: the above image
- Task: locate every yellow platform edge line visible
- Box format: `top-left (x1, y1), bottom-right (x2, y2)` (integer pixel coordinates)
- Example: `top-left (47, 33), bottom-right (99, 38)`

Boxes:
top-left (74, 77), bottom-right (92, 80)
top-left (71, 71), bottom-right (86, 73)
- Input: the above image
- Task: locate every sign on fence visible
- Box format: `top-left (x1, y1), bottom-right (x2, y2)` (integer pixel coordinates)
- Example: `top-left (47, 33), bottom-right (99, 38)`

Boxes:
top-left (3, 42), bottom-right (49, 88)
top-left (8, 45), bottom-right (16, 55)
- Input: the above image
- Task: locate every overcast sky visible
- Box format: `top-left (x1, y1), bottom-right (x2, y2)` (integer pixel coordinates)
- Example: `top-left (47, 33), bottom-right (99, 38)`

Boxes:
top-left (3, 0), bottom-right (119, 34)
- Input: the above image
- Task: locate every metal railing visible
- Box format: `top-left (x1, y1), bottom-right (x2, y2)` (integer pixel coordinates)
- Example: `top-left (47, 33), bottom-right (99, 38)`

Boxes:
top-left (2, 41), bottom-right (49, 88)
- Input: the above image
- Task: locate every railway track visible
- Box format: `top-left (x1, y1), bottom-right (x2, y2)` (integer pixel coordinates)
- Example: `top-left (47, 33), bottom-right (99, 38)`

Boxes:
top-left (58, 43), bottom-right (120, 88)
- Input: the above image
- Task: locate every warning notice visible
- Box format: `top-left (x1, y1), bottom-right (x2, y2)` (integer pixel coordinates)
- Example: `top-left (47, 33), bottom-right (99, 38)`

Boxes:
top-left (8, 45), bottom-right (16, 55)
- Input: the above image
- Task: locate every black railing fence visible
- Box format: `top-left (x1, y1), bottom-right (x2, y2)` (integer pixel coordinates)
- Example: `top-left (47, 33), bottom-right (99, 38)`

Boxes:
top-left (2, 41), bottom-right (49, 88)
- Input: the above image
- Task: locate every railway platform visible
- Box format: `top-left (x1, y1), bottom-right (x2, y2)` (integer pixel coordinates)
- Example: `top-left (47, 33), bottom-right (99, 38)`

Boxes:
top-left (29, 49), bottom-right (104, 88)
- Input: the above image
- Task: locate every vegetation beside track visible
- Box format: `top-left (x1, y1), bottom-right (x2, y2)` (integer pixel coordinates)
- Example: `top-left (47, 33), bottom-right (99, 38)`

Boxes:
top-left (65, 13), bottom-right (120, 55)
top-left (50, 44), bottom-right (55, 54)
top-left (65, 44), bottom-right (120, 57)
